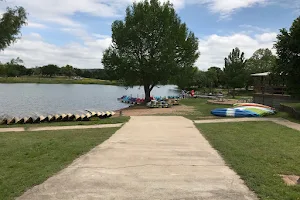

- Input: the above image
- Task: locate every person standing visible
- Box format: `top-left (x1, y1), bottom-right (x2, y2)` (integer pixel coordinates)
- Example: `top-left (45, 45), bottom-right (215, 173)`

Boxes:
top-left (181, 89), bottom-right (186, 99)
top-left (191, 90), bottom-right (195, 97)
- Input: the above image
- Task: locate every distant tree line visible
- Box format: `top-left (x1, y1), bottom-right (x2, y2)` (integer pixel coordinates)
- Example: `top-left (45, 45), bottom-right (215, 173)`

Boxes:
top-left (173, 47), bottom-right (276, 96)
top-left (0, 59), bottom-right (109, 80)
top-left (176, 16), bottom-right (300, 98)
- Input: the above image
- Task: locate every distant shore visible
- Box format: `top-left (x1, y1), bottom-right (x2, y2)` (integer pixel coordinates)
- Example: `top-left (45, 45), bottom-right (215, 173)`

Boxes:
top-left (0, 76), bottom-right (119, 85)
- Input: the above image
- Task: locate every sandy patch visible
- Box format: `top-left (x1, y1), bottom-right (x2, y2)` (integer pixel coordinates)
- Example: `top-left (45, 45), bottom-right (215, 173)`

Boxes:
top-left (280, 175), bottom-right (300, 186)
top-left (115, 105), bottom-right (195, 116)
top-left (207, 99), bottom-right (239, 105)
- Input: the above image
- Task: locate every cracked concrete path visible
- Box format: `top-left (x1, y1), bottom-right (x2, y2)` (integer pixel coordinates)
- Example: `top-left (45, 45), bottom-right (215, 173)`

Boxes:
top-left (18, 116), bottom-right (257, 200)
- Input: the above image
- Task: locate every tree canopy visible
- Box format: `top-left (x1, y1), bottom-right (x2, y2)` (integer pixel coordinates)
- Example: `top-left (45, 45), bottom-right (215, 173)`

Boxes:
top-left (206, 66), bottom-right (225, 88)
top-left (274, 16), bottom-right (300, 97)
top-left (224, 47), bottom-right (247, 97)
top-left (174, 66), bottom-right (198, 90)
top-left (246, 48), bottom-right (276, 73)
top-left (102, 0), bottom-right (199, 101)
top-left (41, 64), bottom-right (60, 77)
top-left (0, 1), bottom-right (27, 51)
top-left (60, 65), bottom-right (75, 78)
top-left (0, 57), bottom-right (28, 77)
top-left (245, 48), bottom-right (276, 89)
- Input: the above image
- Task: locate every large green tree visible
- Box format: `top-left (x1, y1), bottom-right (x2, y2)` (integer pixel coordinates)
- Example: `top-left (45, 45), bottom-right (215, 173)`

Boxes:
top-left (61, 64), bottom-right (75, 78)
top-left (245, 48), bottom-right (276, 90)
top-left (102, 0), bottom-right (199, 102)
top-left (246, 48), bottom-right (276, 73)
top-left (41, 64), bottom-right (60, 77)
top-left (5, 57), bottom-right (26, 77)
top-left (174, 66), bottom-right (198, 90)
top-left (194, 70), bottom-right (209, 89)
top-left (224, 47), bottom-right (247, 98)
top-left (274, 16), bottom-right (300, 97)
top-left (206, 66), bottom-right (225, 88)
top-left (0, 1), bottom-right (27, 51)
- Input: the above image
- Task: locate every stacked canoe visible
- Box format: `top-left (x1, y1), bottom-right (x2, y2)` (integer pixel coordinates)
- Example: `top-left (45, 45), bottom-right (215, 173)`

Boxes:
top-left (211, 103), bottom-right (275, 117)
top-left (0, 110), bottom-right (115, 125)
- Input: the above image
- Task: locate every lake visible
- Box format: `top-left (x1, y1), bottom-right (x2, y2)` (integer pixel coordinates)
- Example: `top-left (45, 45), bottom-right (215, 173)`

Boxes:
top-left (0, 84), bottom-right (179, 117)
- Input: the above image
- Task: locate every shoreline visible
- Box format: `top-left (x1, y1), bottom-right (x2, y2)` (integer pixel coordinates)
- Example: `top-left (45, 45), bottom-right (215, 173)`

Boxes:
top-left (0, 77), bottom-right (119, 85)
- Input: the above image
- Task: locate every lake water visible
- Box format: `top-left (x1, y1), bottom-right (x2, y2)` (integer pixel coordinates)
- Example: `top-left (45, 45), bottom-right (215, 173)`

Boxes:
top-left (0, 84), bottom-right (179, 117)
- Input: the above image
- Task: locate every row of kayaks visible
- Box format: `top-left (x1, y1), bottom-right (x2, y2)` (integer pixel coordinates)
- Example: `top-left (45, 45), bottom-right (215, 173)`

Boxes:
top-left (0, 110), bottom-right (115, 125)
top-left (211, 103), bottom-right (276, 117)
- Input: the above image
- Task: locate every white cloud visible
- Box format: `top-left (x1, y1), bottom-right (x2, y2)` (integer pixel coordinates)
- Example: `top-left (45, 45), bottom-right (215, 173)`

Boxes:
top-left (1, 0), bottom-right (272, 29)
top-left (239, 24), bottom-right (271, 33)
top-left (193, 0), bottom-right (267, 18)
top-left (255, 32), bottom-right (277, 42)
top-left (197, 32), bottom-right (277, 70)
top-left (2, 0), bottom-right (121, 28)
top-left (0, 31), bottom-right (277, 70)
top-left (27, 22), bottom-right (48, 29)
top-left (1, 0), bottom-right (296, 32)
top-left (0, 33), bottom-right (111, 69)
top-left (92, 34), bottom-right (111, 39)
top-left (0, 0), bottom-right (284, 71)
top-left (28, 33), bottom-right (43, 40)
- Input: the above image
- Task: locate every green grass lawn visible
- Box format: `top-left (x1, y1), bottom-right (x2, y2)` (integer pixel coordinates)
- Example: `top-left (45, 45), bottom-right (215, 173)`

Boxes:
top-left (0, 76), bottom-right (118, 85)
top-left (180, 98), bottom-right (230, 120)
top-left (283, 102), bottom-right (300, 112)
top-left (0, 116), bottom-right (130, 129)
top-left (196, 122), bottom-right (300, 200)
top-left (0, 127), bottom-right (119, 200)
top-left (269, 111), bottom-right (300, 124)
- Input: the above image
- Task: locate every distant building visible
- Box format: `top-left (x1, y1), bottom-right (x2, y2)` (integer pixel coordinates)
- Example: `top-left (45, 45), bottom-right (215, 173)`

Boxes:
top-left (251, 72), bottom-right (291, 109)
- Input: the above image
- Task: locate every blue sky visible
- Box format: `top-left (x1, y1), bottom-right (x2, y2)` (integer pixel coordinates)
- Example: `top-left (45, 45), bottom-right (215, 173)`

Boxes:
top-left (0, 0), bottom-right (299, 70)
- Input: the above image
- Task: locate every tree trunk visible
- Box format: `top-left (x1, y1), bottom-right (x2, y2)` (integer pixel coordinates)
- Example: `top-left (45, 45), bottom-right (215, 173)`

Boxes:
top-left (232, 88), bottom-right (235, 99)
top-left (144, 85), bottom-right (151, 103)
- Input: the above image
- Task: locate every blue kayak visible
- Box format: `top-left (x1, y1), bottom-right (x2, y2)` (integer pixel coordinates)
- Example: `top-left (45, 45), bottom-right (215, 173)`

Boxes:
top-left (211, 108), bottom-right (260, 117)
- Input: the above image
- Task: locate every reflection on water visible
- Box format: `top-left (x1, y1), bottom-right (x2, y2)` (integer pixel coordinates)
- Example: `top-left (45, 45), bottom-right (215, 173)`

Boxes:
top-left (0, 84), bottom-right (179, 116)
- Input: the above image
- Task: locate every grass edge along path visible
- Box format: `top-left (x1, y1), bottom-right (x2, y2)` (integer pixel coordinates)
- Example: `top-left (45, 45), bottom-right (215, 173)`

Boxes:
top-left (0, 127), bottom-right (120, 200)
top-left (180, 98), bottom-right (300, 123)
top-left (196, 121), bottom-right (300, 200)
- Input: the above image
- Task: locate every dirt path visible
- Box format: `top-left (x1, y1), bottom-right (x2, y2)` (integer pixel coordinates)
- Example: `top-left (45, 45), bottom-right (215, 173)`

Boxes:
top-left (17, 116), bottom-right (257, 200)
top-left (116, 104), bottom-right (194, 116)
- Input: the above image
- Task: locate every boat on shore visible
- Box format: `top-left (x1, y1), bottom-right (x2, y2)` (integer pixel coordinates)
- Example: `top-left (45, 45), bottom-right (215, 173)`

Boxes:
top-left (0, 109), bottom-right (116, 125)
top-left (67, 113), bottom-right (75, 121)
top-left (211, 104), bottom-right (275, 117)
top-left (0, 115), bottom-right (8, 125)
top-left (47, 114), bottom-right (55, 122)
top-left (24, 116), bottom-right (33, 124)
top-left (15, 116), bottom-right (25, 124)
